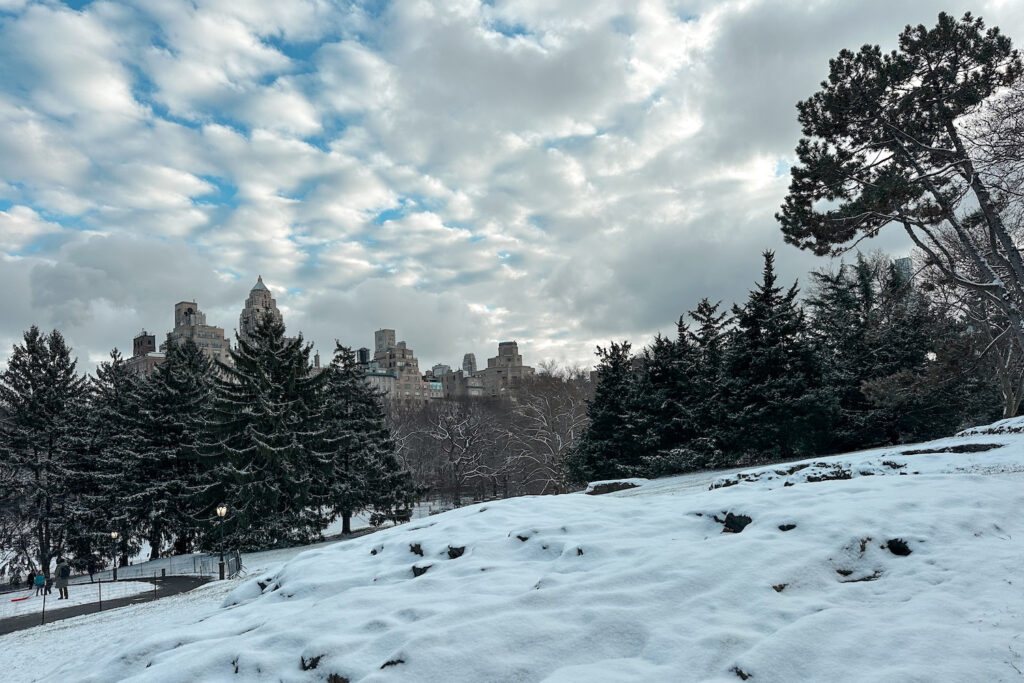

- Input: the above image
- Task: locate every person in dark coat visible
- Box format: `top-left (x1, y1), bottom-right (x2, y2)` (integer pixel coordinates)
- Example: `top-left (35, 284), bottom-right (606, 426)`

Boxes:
top-left (55, 559), bottom-right (71, 600)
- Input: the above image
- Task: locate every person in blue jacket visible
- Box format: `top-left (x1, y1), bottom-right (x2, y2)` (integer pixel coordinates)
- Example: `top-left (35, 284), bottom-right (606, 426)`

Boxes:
top-left (33, 571), bottom-right (45, 596)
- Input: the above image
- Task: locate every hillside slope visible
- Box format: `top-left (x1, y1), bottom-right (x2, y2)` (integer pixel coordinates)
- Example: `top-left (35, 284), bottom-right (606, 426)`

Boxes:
top-left (27, 421), bottom-right (1024, 681)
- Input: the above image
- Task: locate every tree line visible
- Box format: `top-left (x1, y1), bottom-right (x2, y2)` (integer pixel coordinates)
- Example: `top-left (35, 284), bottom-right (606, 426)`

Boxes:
top-left (568, 251), bottom-right (1003, 483)
top-left (0, 316), bottom-right (415, 580)
top-left (572, 11), bottom-right (1024, 482)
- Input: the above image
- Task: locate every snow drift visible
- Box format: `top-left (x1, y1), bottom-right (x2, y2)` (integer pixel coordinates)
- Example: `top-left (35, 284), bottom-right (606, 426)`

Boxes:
top-left (64, 422), bottom-right (1024, 681)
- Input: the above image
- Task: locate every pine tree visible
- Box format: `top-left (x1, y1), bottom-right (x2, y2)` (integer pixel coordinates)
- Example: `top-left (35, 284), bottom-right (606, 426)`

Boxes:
top-left (567, 341), bottom-right (643, 483)
top-left (0, 327), bottom-right (87, 577)
top-left (684, 299), bottom-right (730, 467)
top-left (319, 344), bottom-right (416, 533)
top-left (633, 328), bottom-right (701, 476)
top-left (807, 256), bottom-right (878, 450)
top-left (722, 252), bottom-right (833, 463)
top-left (65, 349), bottom-right (143, 571)
top-left (204, 316), bottom-right (329, 550)
top-left (130, 338), bottom-right (215, 559)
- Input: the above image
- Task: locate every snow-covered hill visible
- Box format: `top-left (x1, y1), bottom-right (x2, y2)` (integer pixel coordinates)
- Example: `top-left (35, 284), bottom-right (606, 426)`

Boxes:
top-left (9, 421), bottom-right (1024, 682)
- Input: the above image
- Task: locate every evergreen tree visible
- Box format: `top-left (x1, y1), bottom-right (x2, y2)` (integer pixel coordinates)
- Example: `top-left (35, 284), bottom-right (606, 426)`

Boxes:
top-left (721, 252), bottom-right (833, 463)
top-left (0, 327), bottom-right (87, 576)
top-left (204, 316), bottom-right (328, 550)
top-left (807, 256), bottom-right (878, 450)
top-left (684, 299), bottom-right (731, 467)
top-left (778, 12), bottom-right (1024, 358)
top-left (633, 328), bottom-right (700, 476)
top-left (860, 262), bottom-right (1000, 441)
top-left (809, 254), bottom-right (1001, 447)
top-left (319, 344), bottom-right (416, 534)
top-left (65, 349), bottom-right (143, 571)
top-left (130, 338), bottom-right (214, 559)
top-left (566, 341), bottom-right (642, 483)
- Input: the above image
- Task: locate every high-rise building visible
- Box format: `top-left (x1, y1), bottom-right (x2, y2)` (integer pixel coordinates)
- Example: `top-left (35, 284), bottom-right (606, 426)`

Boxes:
top-left (127, 329), bottom-right (165, 376)
top-left (372, 329), bottom-right (434, 402)
top-left (462, 353), bottom-right (477, 375)
top-left (357, 347), bottom-right (371, 365)
top-left (441, 369), bottom-right (485, 399)
top-left (431, 363), bottom-right (451, 378)
top-left (238, 276), bottom-right (284, 344)
top-left (375, 329), bottom-right (396, 355)
top-left (480, 340), bottom-right (534, 397)
top-left (163, 300), bottom-right (232, 365)
top-left (894, 257), bottom-right (913, 283)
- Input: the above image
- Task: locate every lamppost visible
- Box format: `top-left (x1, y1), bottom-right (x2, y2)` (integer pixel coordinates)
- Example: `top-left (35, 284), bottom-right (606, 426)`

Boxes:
top-left (110, 531), bottom-right (119, 581)
top-left (216, 505), bottom-right (227, 580)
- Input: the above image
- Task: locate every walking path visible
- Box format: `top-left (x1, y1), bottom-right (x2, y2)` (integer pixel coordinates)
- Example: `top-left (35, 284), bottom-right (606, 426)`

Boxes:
top-left (0, 576), bottom-right (210, 636)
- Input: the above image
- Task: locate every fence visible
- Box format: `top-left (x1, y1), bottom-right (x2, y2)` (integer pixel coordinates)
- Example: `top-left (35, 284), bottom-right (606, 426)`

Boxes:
top-left (2, 551), bottom-right (245, 627)
top-left (76, 550), bottom-right (244, 583)
top-left (193, 550), bottom-right (243, 579)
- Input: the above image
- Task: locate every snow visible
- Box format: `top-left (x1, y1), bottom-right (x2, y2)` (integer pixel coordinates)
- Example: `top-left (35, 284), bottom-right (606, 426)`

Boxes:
top-left (0, 581), bottom-right (152, 619)
top-left (4, 421), bottom-right (1024, 681)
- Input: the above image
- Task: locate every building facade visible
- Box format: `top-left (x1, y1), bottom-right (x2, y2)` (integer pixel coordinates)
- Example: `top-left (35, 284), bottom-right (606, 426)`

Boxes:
top-left (441, 369), bottom-right (485, 399)
top-left (126, 330), bottom-right (165, 376)
top-left (480, 340), bottom-right (534, 397)
top-left (371, 329), bottom-right (435, 403)
top-left (238, 276), bottom-right (284, 344)
top-left (163, 300), bottom-right (232, 365)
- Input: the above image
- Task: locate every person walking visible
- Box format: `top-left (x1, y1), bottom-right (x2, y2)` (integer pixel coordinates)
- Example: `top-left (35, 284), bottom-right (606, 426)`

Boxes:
top-left (33, 570), bottom-right (44, 596)
top-left (55, 558), bottom-right (71, 600)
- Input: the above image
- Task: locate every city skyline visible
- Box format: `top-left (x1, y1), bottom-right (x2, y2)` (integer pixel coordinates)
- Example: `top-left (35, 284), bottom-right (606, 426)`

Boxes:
top-left (117, 274), bottom-right (538, 378)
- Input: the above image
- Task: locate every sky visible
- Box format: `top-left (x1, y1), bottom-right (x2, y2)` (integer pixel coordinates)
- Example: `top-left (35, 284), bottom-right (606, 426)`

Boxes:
top-left (2, 0), bottom-right (1024, 373)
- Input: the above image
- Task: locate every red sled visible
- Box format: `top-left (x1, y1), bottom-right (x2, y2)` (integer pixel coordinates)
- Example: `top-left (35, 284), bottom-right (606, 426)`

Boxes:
top-left (10, 595), bottom-right (30, 602)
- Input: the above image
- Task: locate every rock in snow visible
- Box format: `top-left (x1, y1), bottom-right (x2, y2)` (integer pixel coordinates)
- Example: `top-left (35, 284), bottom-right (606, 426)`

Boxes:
top-left (8, 419), bottom-right (1024, 681)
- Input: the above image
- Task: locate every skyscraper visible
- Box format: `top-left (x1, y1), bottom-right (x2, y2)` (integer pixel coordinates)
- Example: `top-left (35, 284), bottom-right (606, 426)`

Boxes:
top-left (480, 341), bottom-right (534, 397)
top-left (163, 301), bottom-right (232, 365)
top-left (238, 275), bottom-right (284, 344)
top-left (894, 257), bottom-right (913, 283)
top-left (462, 353), bottom-right (477, 375)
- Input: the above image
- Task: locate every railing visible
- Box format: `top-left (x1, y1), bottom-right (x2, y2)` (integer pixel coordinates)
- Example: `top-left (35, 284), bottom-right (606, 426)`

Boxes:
top-left (2, 550), bottom-right (245, 593)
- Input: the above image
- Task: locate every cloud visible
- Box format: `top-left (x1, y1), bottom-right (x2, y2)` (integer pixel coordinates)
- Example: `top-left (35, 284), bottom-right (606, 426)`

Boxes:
top-left (0, 205), bottom-right (65, 253)
top-left (1, 0), bottom-right (1022, 373)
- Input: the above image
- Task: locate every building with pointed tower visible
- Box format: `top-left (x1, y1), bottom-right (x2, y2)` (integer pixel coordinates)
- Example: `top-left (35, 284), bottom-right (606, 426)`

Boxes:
top-left (238, 275), bottom-right (285, 344)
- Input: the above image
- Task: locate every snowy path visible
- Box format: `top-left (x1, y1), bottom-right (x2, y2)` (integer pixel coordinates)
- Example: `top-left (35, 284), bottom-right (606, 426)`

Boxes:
top-left (0, 581), bottom-right (151, 619)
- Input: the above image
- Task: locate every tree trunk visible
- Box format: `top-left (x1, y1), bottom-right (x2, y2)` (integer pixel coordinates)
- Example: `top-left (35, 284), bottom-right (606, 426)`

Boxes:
top-left (173, 533), bottom-right (190, 556)
top-left (148, 523), bottom-right (162, 560)
top-left (342, 513), bottom-right (352, 535)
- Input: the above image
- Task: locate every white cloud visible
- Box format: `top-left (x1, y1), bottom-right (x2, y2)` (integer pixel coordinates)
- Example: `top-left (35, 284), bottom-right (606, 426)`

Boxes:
top-left (0, 206), bottom-right (64, 253)
top-left (0, 0), bottom-right (1019, 372)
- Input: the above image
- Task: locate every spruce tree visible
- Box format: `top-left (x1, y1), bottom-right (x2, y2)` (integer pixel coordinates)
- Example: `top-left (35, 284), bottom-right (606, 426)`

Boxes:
top-left (130, 338), bottom-right (214, 559)
top-left (722, 252), bottom-right (833, 463)
top-left (0, 327), bottom-right (87, 576)
top-left (634, 329), bottom-right (700, 476)
top-left (204, 316), bottom-right (328, 550)
top-left (685, 299), bottom-right (730, 467)
top-left (66, 349), bottom-right (143, 571)
top-left (319, 344), bottom-right (416, 534)
top-left (567, 341), bottom-right (642, 483)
